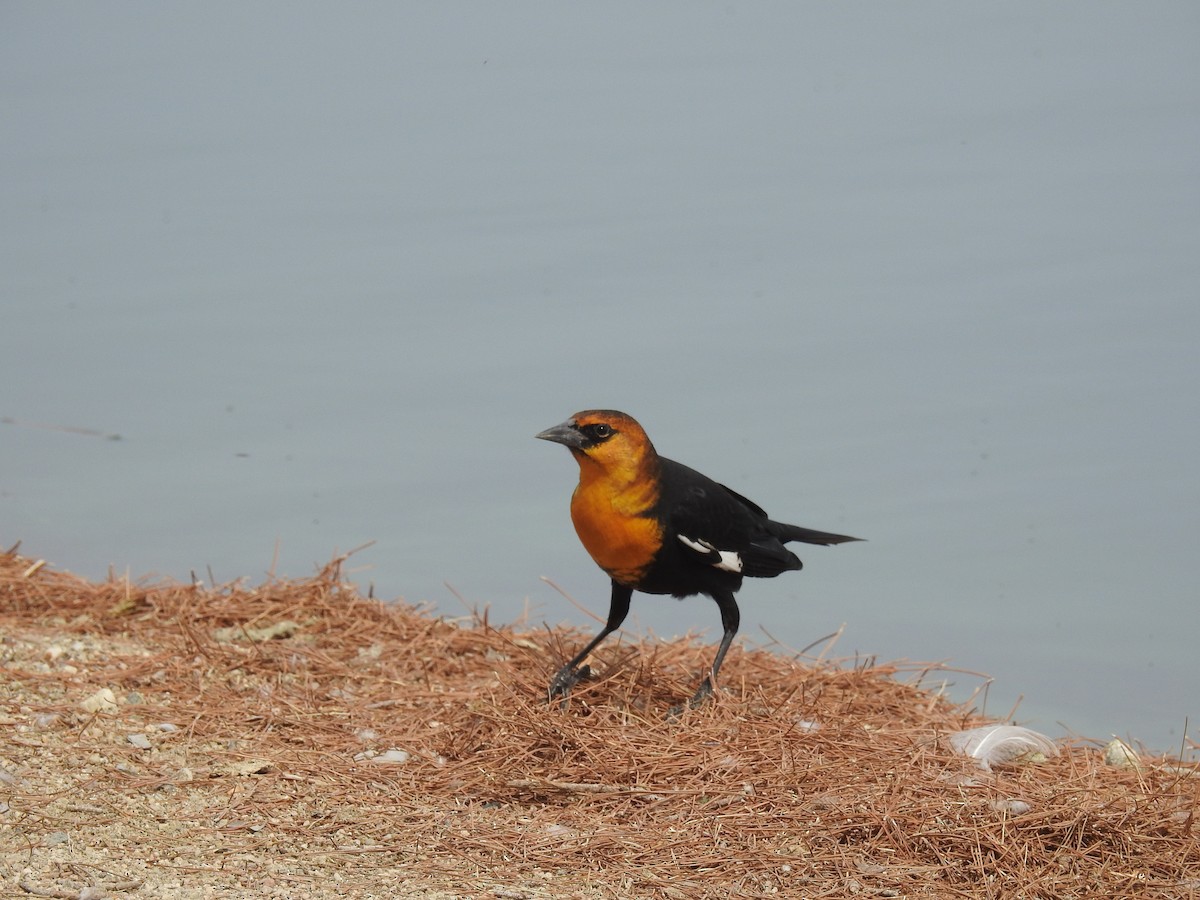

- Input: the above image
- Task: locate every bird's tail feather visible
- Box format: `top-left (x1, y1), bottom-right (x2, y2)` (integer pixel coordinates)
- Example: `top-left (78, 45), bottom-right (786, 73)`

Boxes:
top-left (770, 522), bottom-right (862, 546)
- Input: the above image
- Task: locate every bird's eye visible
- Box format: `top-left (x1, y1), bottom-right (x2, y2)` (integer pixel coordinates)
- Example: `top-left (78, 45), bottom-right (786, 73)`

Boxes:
top-left (587, 423), bottom-right (613, 440)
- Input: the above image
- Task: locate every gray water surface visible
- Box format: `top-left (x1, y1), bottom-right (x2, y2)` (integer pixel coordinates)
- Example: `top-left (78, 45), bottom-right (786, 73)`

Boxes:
top-left (3, 3), bottom-right (1197, 752)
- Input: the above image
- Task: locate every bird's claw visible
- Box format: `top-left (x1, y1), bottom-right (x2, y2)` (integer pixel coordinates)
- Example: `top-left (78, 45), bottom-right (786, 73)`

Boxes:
top-left (548, 663), bottom-right (591, 701)
top-left (689, 677), bottom-right (714, 706)
top-left (667, 677), bottom-right (715, 718)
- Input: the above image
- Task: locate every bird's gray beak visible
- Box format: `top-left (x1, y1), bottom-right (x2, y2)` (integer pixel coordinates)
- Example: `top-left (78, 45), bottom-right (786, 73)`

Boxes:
top-left (535, 419), bottom-right (586, 449)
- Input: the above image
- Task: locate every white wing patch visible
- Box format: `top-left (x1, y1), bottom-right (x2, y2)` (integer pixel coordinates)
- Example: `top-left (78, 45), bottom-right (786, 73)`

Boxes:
top-left (677, 535), bottom-right (743, 573)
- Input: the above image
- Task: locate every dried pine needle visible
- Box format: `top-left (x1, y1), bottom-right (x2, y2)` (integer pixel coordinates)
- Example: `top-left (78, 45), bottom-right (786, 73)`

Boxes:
top-left (0, 547), bottom-right (1196, 899)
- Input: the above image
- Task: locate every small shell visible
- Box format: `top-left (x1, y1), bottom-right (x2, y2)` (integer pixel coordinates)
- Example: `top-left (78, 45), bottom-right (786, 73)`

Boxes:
top-left (81, 687), bottom-right (119, 715)
top-left (1102, 738), bottom-right (1141, 769)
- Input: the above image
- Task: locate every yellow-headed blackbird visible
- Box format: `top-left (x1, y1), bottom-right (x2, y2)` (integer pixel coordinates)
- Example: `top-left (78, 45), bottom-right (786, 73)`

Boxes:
top-left (537, 409), bottom-right (860, 706)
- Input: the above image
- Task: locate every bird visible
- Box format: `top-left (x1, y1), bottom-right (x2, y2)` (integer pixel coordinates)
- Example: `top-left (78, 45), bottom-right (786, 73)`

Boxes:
top-left (536, 409), bottom-right (860, 707)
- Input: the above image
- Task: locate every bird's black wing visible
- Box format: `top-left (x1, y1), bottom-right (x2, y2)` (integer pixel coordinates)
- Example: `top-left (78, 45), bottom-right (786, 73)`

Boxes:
top-left (658, 458), bottom-right (801, 578)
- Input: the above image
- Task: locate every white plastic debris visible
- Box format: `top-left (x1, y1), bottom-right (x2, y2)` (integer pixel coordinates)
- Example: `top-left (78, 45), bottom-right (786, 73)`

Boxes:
top-left (948, 725), bottom-right (1059, 771)
top-left (354, 748), bottom-right (411, 764)
top-left (989, 798), bottom-right (1033, 815)
top-left (372, 749), bottom-right (411, 764)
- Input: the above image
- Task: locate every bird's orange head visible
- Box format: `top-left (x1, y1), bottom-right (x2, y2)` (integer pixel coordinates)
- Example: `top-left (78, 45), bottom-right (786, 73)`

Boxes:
top-left (537, 410), bottom-right (663, 580)
top-left (535, 409), bottom-right (659, 486)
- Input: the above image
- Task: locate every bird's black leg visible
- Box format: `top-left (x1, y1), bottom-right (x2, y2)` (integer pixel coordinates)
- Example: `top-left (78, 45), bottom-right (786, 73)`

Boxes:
top-left (689, 589), bottom-right (741, 707)
top-left (549, 581), bottom-right (633, 700)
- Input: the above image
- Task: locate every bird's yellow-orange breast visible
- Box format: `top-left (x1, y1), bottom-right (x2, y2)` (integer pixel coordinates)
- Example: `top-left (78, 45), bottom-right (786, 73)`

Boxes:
top-left (569, 470), bottom-right (662, 587)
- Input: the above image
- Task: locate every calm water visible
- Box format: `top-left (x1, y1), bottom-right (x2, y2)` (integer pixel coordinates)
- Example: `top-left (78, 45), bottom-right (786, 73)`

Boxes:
top-left (3, 4), bottom-right (1197, 753)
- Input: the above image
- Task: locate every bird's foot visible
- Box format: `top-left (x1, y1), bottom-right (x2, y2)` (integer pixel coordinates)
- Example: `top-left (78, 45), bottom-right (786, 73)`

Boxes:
top-left (689, 677), bottom-right (714, 706)
top-left (548, 663), bottom-right (591, 702)
top-left (667, 677), bottom-right (715, 718)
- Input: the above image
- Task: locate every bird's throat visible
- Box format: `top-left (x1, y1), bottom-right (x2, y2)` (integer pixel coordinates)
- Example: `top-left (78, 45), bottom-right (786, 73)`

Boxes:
top-left (569, 455), bottom-right (662, 584)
